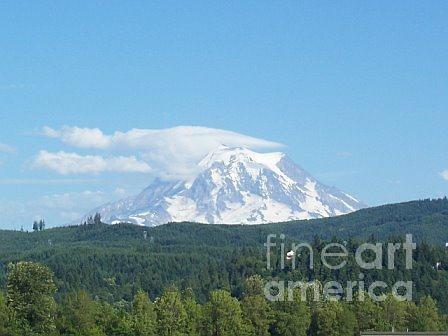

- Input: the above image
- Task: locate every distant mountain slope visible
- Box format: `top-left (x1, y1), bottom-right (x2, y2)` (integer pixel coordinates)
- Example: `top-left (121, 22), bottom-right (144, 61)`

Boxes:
top-left (83, 146), bottom-right (365, 225)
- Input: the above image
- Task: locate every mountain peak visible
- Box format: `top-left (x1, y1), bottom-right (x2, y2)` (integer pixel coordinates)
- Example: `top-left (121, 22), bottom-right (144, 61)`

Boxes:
top-left (199, 145), bottom-right (285, 170)
top-left (84, 147), bottom-right (365, 226)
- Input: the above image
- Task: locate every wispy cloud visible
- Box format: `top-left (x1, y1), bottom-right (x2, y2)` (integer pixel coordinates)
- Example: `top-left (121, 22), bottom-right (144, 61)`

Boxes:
top-left (35, 190), bottom-right (107, 210)
top-left (0, 142), bottom-right (15, 153)
top-left (440, 170), bottom-right (448, 181)
top-left (40, 125), bottom-right (283, 179)
top-left (0, 178), bottom-right (101, 185)
top-left (32, 151), bottom-right (151, 175)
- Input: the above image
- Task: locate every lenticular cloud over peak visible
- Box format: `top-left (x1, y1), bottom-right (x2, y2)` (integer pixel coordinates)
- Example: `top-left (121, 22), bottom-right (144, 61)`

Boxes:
top-left (39, 125), bottom-right (284, 180)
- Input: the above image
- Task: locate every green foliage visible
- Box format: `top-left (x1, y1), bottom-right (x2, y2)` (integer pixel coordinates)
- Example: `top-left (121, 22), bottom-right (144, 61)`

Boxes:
top-left (242, 295), bottom-right (272, 336)
top-left (351, 292), bottom-right (386, 333)
top-left (154, 287), bottom-right (187, 336)
top-left (182, 288), bottom-right (203, 336)
top-left (0, 292), bottom-right (22, 336)
top-left (1, 198), bottom-right (448, 312)
top-left (380, 294), bottom-right (409, 331)
top-left (407, 296), bottom-right (443, 331)
top-left (244, 275), bottom-right (265, 296)
top-left (56, 290), bottom-right (105, 336)
top-left (0, 262), bottom-right (447, 335)
top-left (6, 261), bottom-right (57, 335)
top-left (270, 291), bottom-right (311, 336)
top-left (203, 289), bottom-right (247, 336)
top-left (96, 300), bottom-right (133, 336)
top-left (314, 301), bottom-right (357, 336)
top-left (132, 290), bottom-right (156, 336)
top-left (0, 199), bottom-right (448, 334)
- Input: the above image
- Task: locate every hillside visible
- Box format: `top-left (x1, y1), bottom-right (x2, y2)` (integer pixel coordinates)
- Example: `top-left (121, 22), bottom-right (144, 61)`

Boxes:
top-left (0, 198), bottom-right (448, 310)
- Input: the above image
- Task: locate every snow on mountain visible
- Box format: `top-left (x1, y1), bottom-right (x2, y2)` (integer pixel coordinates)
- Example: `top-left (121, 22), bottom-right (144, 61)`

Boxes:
top-left (83, 146), bottom-right (365, 226)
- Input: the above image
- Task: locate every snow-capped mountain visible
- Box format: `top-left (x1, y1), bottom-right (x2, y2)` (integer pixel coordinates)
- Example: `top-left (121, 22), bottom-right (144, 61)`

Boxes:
top-left (84, 146), bottom-right (365, 226)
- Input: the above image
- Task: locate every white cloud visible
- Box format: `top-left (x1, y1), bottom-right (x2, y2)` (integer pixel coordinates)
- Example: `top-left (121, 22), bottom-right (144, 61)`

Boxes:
top-left (40, 125), bottom-right (283, 179)
top-left (41, 126), bottom-right (60, 138)
top-left (32, 150), bottom-right (151, 175)
top-left (0, 142), bottom-right (15, 153)
top-left (42, 126), bottom-right (111, 148)
top-left (440, 170), bottom-right (448, 181)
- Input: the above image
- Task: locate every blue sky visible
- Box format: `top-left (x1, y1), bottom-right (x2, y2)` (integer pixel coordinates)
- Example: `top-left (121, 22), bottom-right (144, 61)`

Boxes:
top-left (0, 1), bottom-right (447, 229)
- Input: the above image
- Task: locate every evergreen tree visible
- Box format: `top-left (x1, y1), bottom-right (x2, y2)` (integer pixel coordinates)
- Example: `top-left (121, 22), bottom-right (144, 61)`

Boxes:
top-left (241, 277), bottom-right (271, 336)
top-left (315, 301), bottom-right (357, 336)
top-left (182, 288), bottom-right (202, 336)
top-left (57, 290), bottom-right (104, 336)
top-left (203, 289), bottom-right (247, 336)
top-left (96, 301), bottom-right (133, 336)
top-left (94, 213), bottom-right (102, 225)
top-left (155, 287), bottom-right (187, 336)
top-left (270, 290), bottom-right (311, 336)
top-left (242, 295), bottom-right (271, 336)
top-left (352, 292), bottom-right (386, 333)
top-left (132, 290), bottom-right (156, 336)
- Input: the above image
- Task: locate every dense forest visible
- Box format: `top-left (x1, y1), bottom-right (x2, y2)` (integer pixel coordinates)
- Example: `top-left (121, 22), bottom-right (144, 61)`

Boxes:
top-left (0, 199), bottom-right (447, 334)
top-left (1, 261), bottom-right (447, 336)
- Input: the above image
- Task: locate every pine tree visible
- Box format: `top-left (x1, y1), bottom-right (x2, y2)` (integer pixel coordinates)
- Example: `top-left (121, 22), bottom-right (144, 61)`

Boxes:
top-left (203, 289), bottom-right (247, 336)
top-left (315, 301), bottom-right (357, 336)
top-left (352, 292), bottom-right (385, 333)
top-left (38, 219), bottom-right (45, 231)
top-left (132, 290), bottom-right (156, 336)
top-left (94, 213), bottom-right (102, 225)
top-left (241, 277), bottom-right (271, 336)
top-left (270, 290), bottom-right (311, 336)
top-left (155, 287), bottom-right (187, 336)
top-left (182, 288), bottom-right (202, 336)
top-left (242, 295), bottom-right (271, 336)
top-left (57, 290), bottom-right (104, 336)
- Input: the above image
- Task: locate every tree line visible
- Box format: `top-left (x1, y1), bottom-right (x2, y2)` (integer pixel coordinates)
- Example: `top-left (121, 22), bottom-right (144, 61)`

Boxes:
top-left (1, 219), bottom-right (448, 313)
top-left (0, 261), bottom-right (447, 336)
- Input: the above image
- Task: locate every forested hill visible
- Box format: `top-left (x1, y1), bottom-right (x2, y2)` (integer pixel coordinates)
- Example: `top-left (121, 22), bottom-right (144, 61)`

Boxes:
top-left (0, 198), bottom-right (447, 310)
top-left (2, 197), bottom-right (448, 249)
